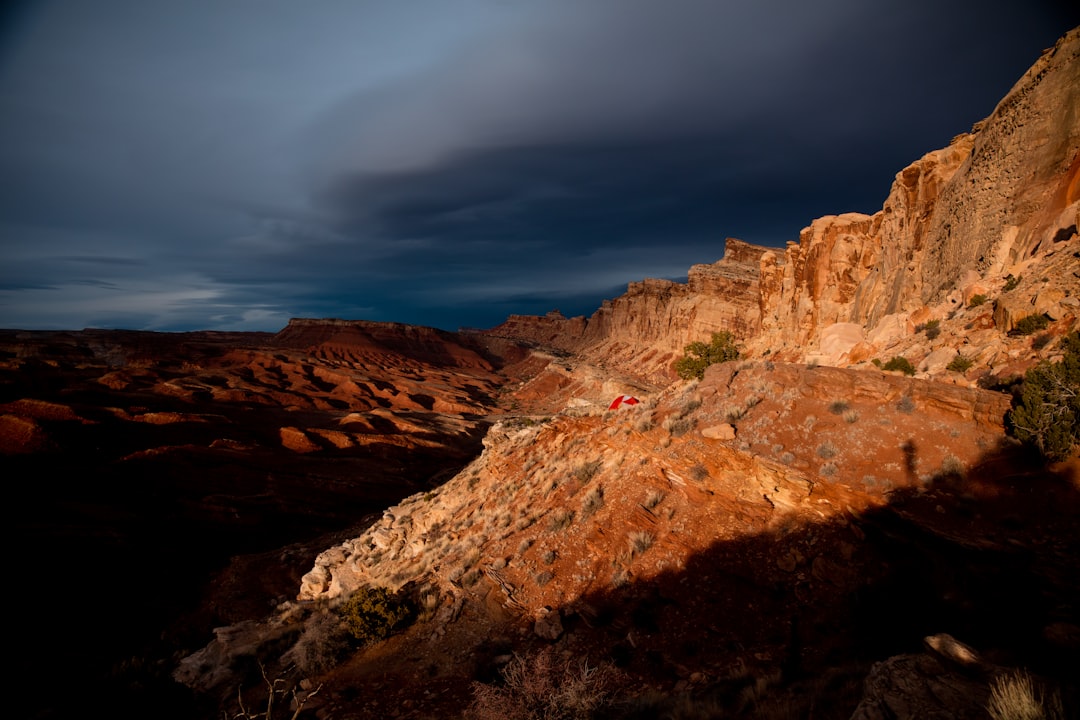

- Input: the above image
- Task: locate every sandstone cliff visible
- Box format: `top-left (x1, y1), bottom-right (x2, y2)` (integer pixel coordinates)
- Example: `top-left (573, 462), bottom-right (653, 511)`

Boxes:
top-left (490, 29), bottom-right (1079, 382)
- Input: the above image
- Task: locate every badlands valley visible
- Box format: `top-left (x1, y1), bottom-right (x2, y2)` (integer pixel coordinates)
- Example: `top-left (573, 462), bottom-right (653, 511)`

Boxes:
top-left (4, 27), bottom-right (1080, 720)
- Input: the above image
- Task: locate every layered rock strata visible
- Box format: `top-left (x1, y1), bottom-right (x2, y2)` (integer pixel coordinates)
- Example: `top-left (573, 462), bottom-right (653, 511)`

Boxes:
top-left (489, 29), bottom-right (1080, 380)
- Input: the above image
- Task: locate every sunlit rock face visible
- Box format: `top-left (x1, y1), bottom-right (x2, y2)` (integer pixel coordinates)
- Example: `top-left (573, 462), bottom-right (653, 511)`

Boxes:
top-left (490, 30), bottom-right (1078, 376)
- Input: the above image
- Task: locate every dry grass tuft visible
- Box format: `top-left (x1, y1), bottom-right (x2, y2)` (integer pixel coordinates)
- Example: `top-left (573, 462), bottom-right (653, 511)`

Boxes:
top-left (548, 509), bottom-right (575, 532)
top-left (628, 530), bottom-right (655, 556)
top-left (643, 489), bottom-right (665, 509)
top-left (581, 485), bottom-right (604, 518)
top-left (987, 670), bottom-right (1065, 720)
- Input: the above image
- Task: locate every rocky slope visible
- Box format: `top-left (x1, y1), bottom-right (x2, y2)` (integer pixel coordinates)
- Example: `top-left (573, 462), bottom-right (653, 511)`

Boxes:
top-left (178, 356), bottom-right (1077, 718)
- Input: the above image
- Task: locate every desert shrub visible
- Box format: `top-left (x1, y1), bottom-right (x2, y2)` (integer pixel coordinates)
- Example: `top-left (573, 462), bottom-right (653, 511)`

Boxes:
top-left (969, 294), bottom-right (989, 307)
top-left (628, 531), bottom-right (655, 556)
top-left (675, 331), bottom-right (740, 380)
top-left (668, 416), bottom-right (696, 436)
top-left (469, 648), bottom-right (620, 720)
top-left (843, 409), bottom-right (860, 424)
top-left (920, 319), bottom-right (941, 340)
top-left (819, 463), bottom-right (838, 477)
top-left (828, 400), bottom-right (850, 415)
top-left (816, 442), bottom-right (838, 459)
top-left (937, 454), bottom-right (966, 482)
top-left (1007, 331), bottom-right (1080, 462)
top-left (338, 586), bottom-right (413, 644)
top-left (1003, 274), bottom-right (1022, 292)
top-left (288, 611), bottom-right (353, 677)
top-left (549, 509), bottom-right (575, 532)
top-left (882, 356), bottom-right (916, 375)
top-left (1012, 314), bottom-right (1050, 336)
top-left (535, 571), bottom-right (554, 587)
top-left (690, 464), bottom-right (709, 482)
top-left (643, 489), bottom-right (665, 509)
top-left (871, 358), bottom-right (882, 368)
top-left (986, 670), bottom-right (1065, 720)
top-left (418, 588), bottom-right (441, 621)
top-left (1032, 332), bottom-right (1053, 350)
top-left (946, 353), bottom-right (975, 373)
top-left (580, 486), bottom-right (604, 518)
top-left (574, 460), bottom-right (602, 483)
top-left (896, 396), bottom-right (916, 414)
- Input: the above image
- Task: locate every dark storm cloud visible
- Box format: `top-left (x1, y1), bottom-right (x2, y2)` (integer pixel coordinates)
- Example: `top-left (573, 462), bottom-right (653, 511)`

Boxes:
top-left (0, 0), bottom-right (1077, 331)
top-left (309, 0), bottom-right (1079, 326)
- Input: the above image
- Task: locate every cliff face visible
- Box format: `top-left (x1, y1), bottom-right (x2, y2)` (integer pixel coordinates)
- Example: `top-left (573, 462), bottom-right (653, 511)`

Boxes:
top-left (756, 28), bottom-right (1078, 361)
top-left (491, 28), bottom-right (1080, 379)
top-left (487, 239), bottom-right (771, 384)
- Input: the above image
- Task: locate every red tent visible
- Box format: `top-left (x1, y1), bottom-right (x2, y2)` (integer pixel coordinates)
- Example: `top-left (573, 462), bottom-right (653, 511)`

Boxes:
top-left (608, 395), bottom-right (640, 410)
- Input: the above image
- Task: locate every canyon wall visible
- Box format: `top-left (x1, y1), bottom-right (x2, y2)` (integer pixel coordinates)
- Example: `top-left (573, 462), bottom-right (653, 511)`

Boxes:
top-left (490, 28), bottom-right (1080, 380)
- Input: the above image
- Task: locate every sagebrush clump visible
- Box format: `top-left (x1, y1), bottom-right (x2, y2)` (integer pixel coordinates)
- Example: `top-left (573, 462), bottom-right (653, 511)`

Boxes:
top-left (469, 649), bottom-right (620, 720)
top-left (288, 611), bottom-right (353, 676)
top-left (918, 318), bottom-right (941, 340)
top-left (947, 353), bottom-right (975, 373)
top-left (338, 586), bottom-right (414, 644)
top-left (1012, 314), bottom-right (1050, 336)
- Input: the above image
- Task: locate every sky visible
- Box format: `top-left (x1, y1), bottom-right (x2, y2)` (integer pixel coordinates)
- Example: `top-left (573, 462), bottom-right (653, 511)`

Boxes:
top-left (1, 1), bottom-right (1077, 333)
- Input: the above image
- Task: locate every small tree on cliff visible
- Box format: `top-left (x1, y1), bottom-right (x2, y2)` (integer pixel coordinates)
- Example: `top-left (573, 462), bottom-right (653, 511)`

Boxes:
top-left (1007, 331), bottom-right (1080, 462)
top-left (675, 331), bottom-right (741, 380)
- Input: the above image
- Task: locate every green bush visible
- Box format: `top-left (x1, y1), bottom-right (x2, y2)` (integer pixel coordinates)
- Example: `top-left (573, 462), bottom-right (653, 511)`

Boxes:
top-left (946, 353), bottom-right (975, 373)
top-left (1012, 314), bottom-right (1050, 336)
top-left (1003, 274), bottom-right (1022, 292)
top-left (675, 331), bottom-right (740, 380)
top-left (1007, 331), bottom-right (1080, 462)
top-left (338, 586), bottom-right (414, 644)
top-left (921, 319), bottom-right (941, 340)
top-left (882, 356), bottom-right (916, 375)
top-left (968, 294), bottom-right (988, 307)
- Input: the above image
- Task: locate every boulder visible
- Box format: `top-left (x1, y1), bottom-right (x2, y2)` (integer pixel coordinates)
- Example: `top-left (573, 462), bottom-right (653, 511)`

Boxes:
top-left (534, 607), bottom-right (563, 640)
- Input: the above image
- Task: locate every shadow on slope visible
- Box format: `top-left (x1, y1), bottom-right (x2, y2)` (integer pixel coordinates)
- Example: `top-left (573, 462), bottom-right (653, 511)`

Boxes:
top-left (459, 441), bottom-right (1080, 719)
